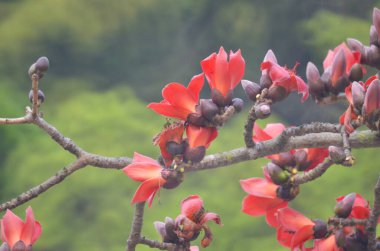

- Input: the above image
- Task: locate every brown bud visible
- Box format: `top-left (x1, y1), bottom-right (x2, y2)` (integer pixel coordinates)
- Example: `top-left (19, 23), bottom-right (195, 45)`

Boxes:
top-left (254, 103), bottom-right (271, 119)
top-left (277, 185), bottom-right (299, 201)
top-left (184, 146), bottom-right (206, 163)
top-left (164, 217), bottom-right (180, 243)
top-left (334, 192), bottom-right (356, 218)
top-left (306, 62), bottom-right (320, 84)
top-left (161, 169), bottom-right (183, 189)
top-left (267, 85), bottom-right (288, 102)
top-left (154, 221), bottom-right (167, 240)
top-left (232, 98), bottom-right (244, 112)
top-left (165, 141), bottom-right (186, 156)
top-left (211, 89), bottom-right (232, 107)
top-left (370, 25), bottom-right (380, 47)
top-left (266, 163), bottom-right (290, 185)
top-left (241, 80), bottom-right (261, 102)
top-left (187, 112), bottom-right (208, 127)
top-left (12, 241), bottom-right (26, 251)
top-left (199, 99), bottom-right (219, 121)
top-left (312, 220), bottom-right (328, 239)
top-left (35, 56), bottom-right (49, 72)
top-left (294, 150), bottom-right (308, 171)
top-left (347, 38), bottom-right (364, 54)
top-left (28, 63), bottom-right (43, 79)
top-left (349, 63), bottom-right (363, 82)
top-left (351, 81), bottom-right (365, 112)
top-left (260, 74), bottom-right (272, 89)
top-left (28, 89), bottom-right (45, 104)
top-left (272, 152), bottom-right (296, 167)
top-left (373, 8), bottom-right (380, 38)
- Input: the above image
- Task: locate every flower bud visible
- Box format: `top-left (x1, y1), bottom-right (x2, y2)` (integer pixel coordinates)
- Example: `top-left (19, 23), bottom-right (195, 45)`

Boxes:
top-left (267, 85), bottom-right (288, 102)
top-left (28, 63), bottom-right (43, 79)
top-left (254, 103), bottom-right (271, 119)
top-left (154, 221), bottom-right (167, 240)
top-left (277, 185), bottom-right (299, 201)
top-left (12, 241), bottom-right (26, 251)
top-left (28, 89), bottom-right (45, 104)
top-left (165, 217), bottom-right (180, 243)
top-left (345, 232), bottom-right (368, 251)
top-left (272, 152), bottom-right (295, 167)
top-left (373, 8), bottom-right (380, 38)
top-left (211, 89), bottom-right (232, 107)
top-left (187, 113), bottom-right (208, 127)
top-left (363, 79), bottom-right (380, 117)
top-left (0, 243), bottom-right (10, 251)
top-left (312, 220), bottom-right (328, 239)
top-left (294, 150), bottom-right (308, 171)
top-left (161, 169), bottom-right (183, 189)
top-left (351, 81), bottom-right (365, 111)
top-left (347, 38), bottom-right (364, 54)
top-left (35, 56), bottom-right (49, 72)
top-left (367, 45), bottom-right (380, 67)
top-left (199, 99), bottom-right (219, 121)
top-left (266, 163), bottom-right (290, 185)
top-left (349, 63), bottom-right (364, 82)
top-left (184, 146), bottom-right (206, 163)
top-left (335, 229), bottom-right (346, 248)
top-left (306, 62), bottom-right (320, 84)
top-left (232, 98), bottom-right (244, 112)
top-left (306, 62), bottom-right (326, 97)
top-left (165, 141), bottom-right (186, 157)
top-left (241, 80), bottom-right (261, 102)
top-left (328, 146), bottom-right (346, 163)
top-left (260, 74), bottom-right (272, 89)
top-left (334, 192), bottom-right (356, 218)
top-left (370, 25), bottom-right (380, 47)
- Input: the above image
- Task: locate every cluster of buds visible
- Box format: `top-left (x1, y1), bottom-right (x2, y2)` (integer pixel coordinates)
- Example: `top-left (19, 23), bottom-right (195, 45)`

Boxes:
top-left (154, 195), bottom-right (221, 250)
top-left (307, 43), bottom-right (364, 102)
top-left (347, 8), bottom-right (380, 70)
top-left (27, 56), bottom-right (50, 106)
top-left (0, 207), bottom-right (41, 251)
top-left (340, 76), bottom-right (380, 132)
top-left (242, 50), bottom-right (308, 109)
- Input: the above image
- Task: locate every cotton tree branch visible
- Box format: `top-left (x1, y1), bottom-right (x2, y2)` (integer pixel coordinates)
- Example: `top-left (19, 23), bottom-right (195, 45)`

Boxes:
top-left (328, 217), bottom-right (367, 227)
top-left (139, 237), bottom-right (177, 250)
top-left (316, 93), bottom-right (347, 105)
top-left (366, 176), bottom-right (380, 251)
top-left (243, 105), bottom-right (257, 148)
top-left (126, 202), bottom-right (146, 251)
top-left (292, 158), bottom-right (334, 185)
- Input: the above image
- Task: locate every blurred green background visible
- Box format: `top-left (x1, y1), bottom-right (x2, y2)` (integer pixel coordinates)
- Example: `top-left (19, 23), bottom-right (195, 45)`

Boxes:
top-left (0, 0), bottom-right (379, 250)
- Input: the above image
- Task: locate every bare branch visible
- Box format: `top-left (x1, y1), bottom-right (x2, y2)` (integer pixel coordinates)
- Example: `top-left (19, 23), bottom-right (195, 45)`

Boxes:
top-left (366, 176), bottom-right (380, 251)
top-left (293, 158), bottom-right (334, 185)
top-left (126, 202), bottom-right (145, 251)
top-left (31, 74), bottom-right (39, 117)
top-left (139, 237), bottom-right (177, 251)
top-left (328, 217), bottom-right (367, 227)
top-left (243, 105), bottom-right (257, 148)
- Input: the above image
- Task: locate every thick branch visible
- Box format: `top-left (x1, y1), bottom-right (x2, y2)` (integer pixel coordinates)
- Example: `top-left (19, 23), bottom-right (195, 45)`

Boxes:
top-left (366, 176), bottom-right (380, 251)
top-left (126, 202), bottom-right (145, 251)
top-left (328, 217), bottom-right (367, 227)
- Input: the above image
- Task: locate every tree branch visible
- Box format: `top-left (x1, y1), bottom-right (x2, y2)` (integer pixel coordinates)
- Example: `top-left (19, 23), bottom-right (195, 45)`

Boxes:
top-left (126, 202), bottom-right (145, 251)
top-left (328, 217), bottom-right (367, 227)
top-left (366, 176), bottom-right (380, 251)
top-left (243, 105), bottom-right (257, 148)
top-left (139, 237), bottom-right (177, 250)
top-left (293, 158), bottom-right (334, 185)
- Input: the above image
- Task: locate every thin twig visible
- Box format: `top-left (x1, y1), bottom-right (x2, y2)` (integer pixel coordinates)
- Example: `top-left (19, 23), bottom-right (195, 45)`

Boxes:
top-left (316, 93), bottom-right (347, 105)
top-left (293, 158), bottom-right (334, 185)
top-left (139, 237), bottom-right (177, 250)
top-left (126, 202), bottom-right (146, 251)
top-left (212, 106), bottom-right (236, 126)
top-left (341, 126), bottom-right (354, 166)
top-left (366, 176), bottom-right (380, 251)
top-left (243, 105), bottom-right (257, 148)
top-left (32, 74), bottom-right (39, 117)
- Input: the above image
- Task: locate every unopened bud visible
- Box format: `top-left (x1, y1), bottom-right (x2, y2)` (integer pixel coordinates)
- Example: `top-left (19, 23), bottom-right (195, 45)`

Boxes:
top-left (349, 63), bottom-right (364, 82)
top-left (267, 85), bottom-right (288, 102)
top-left (272, 152), bottom-right (295, 167)
top-left (373, 8), bottom-right (380, 38)
top-left (12, 241), bottom-right (26, 251)
top-left (313, 220), bottom-right (328, 239)
top-left (328, 146), bottom-right (346, 163)
top-left (363, 79), bottom-right (380, 117)
top-left (0, 243), bottom-right (10, 251)
top-left (232, 98), bottom-right (244, 112)
top-left (277, 185), bottom-right (299, 201)
top-left (199, 99), bottom-right (219, 121)
top-left (154, 221), bottom-right (167, 240)
top-left (370, 25), bottom-right (380, 47)
top-left (345, 232), bottom-right (368, 251)
top-left (211, 89), bottom-right (232, 107)
top-left (35, 56), bottom-right (49, 72)
top-left (254, 103), bottom-right (271, 119)
top-left (335, 230), bottom-right (346, 248)
top-left (187, 113), bottom-right (208, 127)
top-left (294, 150), bottom-right (308, 171)
top-left (28, 63), bottom-right (43, 79)
top-left (166, 141), bottom-right (186, 156)
top-left (334, 193), bottom-right (356, 218)
top-left (367, 45), bottom-right (380, 67)
top-left (165, 217), bottom-right (179, 243)
top-left (263, 49), bottom-right (278, 63)
top-left (347, 38), bottom-right (364, 54)
top-left (184, 146), bottom-right (206, 163)
top-left (260, 74), bottom-right (272, 89)
top-left (306, 62), bottom-right (320, 84)
top-left (241, 80), bottom-right (261, 102)
top-left (266, 163), bottom-right (290, 185)
top-left (28, 89), bottom-right (45, 104)
top-left (351, 81), bottom-right (365, 111)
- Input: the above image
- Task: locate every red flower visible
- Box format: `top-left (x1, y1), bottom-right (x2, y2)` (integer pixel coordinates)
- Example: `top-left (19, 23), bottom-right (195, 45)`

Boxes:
top-left (336, 193), bottom-right (370, 220)
top-left (123, 152), bottom-right (166, 207)
top-left (175, 195), bottom-right (221, 248)
top-left (276, 208), bottom-right (316, 249)
top-left (0, 207), bottom-right (42, 249)
top-left (184, 125), bottom-right (218, 163)
top-left (153, 122), bottom-right (185, 167)
top-left (300, 148), bottom-right (330, 171)
top-left (148, 73), bottom-right (204, 121)
top-left (201, 47), bottom-right (245, 106)
top-left (261, 50), bottom-right (309, 102)
top-left (240, 176), bottom-right (287, 227)
top-left (323, 43), bottom-right (362, 76)
top-left (312, 235), bottom-right (341, 251)
top-left (253, 123), bottom-right (288, 161)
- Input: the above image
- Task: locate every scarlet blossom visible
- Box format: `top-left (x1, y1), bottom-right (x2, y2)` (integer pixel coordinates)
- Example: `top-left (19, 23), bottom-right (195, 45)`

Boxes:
top-left (201, 47), bottom-right (245, 106)
top-left (253, 123), bottom-right (288, 161)
top-left (175, 195), bottom-right (221, 248)
top-left (0, 207), bottom-right (42, 249)
top-left (299, 148), bottom-right (330, 171)
top-left (153, 122), bottom-right (185, 167)
top-left (323, 43), bottom-right (362, 76)
top-left (261, 50), bottom-right (309, 102)
top-left (123, 152), bottom-right (166, 207)
top-left (184, 125), bottom-right (218, 163)
top-left (310, 234), bottom-right (341, 251)
top-left (148, 73), bottom-right (204, 121)
top-left (240, 175), bottom-right (288, 227)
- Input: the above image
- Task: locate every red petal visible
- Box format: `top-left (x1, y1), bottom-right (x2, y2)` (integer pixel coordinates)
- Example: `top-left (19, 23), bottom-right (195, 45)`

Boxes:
top-left (277, 226), bottom-right (293, 248)
top-left (330, 49), bottom-right (346, 87)
top-left (241, 195), bottom-right (285, 216)
top-left (190, 246), bottom-right (199, 251)
top-left (364, 75), bottom-right (378, 89)
top-left (31, 221), bottom-right (41, 245)
top-left (229, 49), bottom-right (245, 89)
top-left (305, 148), bottom-right (329, 171)
top-left (202, 212), bottom-right (222, 225)
top-left (181, 195), bottom-right (204, 219)
top-left (123, 161), bottom-right (162, 182)
top-left (253, 123), bottom-right (285, 142)
top-left (133, 152), bottom-right (158, 164)
top-left (131, 177), bottom-right (165, 205)
top-left (187, 73), bottom-right (204, 102)
top-left (186, 126), bottom-right (218, 149)
top-left (323, 50), bottom-right (334, 70)
top-left (162, 83), bottom-right (198, 113)
top-left (20, 207), bottom-right (36, 245)
top-left (147, 102), bottom-right (190, 120)
top-left (314, 235), bottom-right (339, 251)
top-left (345, 85), bottom-right (353, 105)
top-left (265, 202), bottom-right (288, 228)
top-left (268, 63), bottom-right (290, 84)
top-left (214, 47), bottom-right (230, 97)
top-left (1, 210), bottom-right (24, 247)
top-left (201, 52), bottom-right (217, 89)
top-left (277, 208), bottom-right (314, 231)
top-left (240, 178), bottom-right (277, 198)
top-left (295, 76), bottom-right (309, 103)
top-left (291, 225), bottom-right (314, 249)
